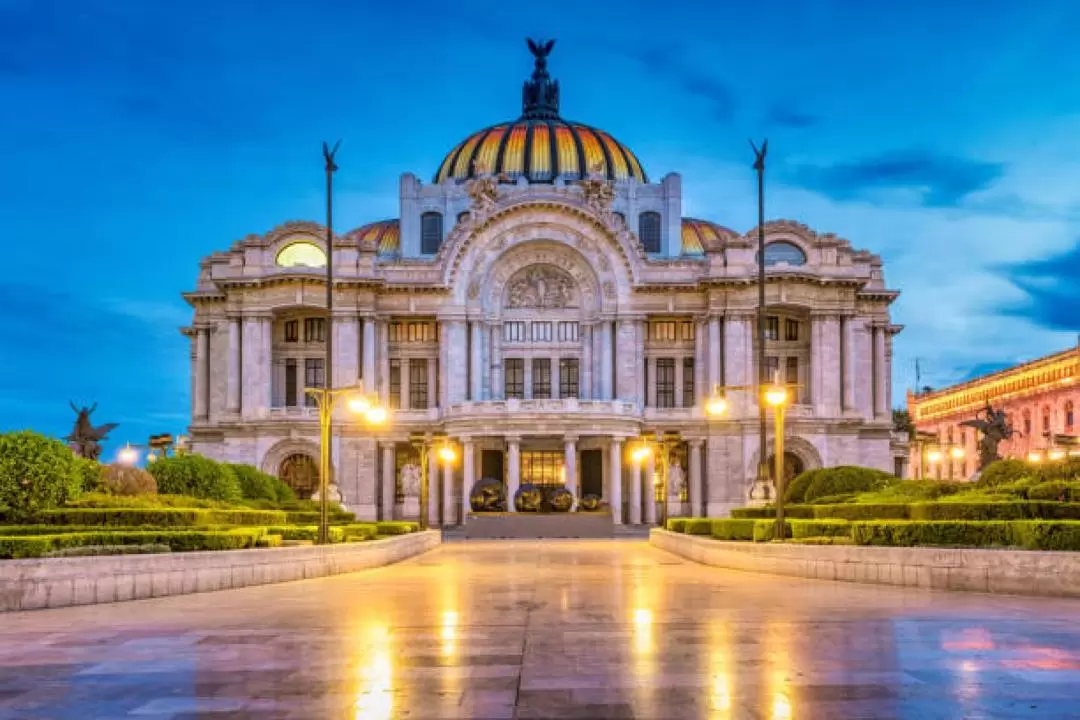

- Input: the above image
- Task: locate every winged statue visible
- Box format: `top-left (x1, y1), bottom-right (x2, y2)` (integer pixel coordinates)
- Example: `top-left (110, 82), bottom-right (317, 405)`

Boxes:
top-left (65, 402), bottom-right (119, 461)
top-left (960, 401), bottom-right (1015, 471)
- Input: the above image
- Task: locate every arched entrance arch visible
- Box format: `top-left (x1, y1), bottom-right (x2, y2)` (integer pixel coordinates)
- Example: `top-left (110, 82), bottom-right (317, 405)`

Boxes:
top-left (261, 438), bottom-right (325, 499)
top-left (746, 435), bottom-right (823, 484)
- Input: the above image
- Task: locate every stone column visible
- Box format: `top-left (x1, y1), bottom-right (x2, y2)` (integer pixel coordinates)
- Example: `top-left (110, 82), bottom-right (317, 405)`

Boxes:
top-left (645, 454), bottom-right (657, 524)
top-left (446, 321), bottom-right (468, 405)
top-left (635, 320), bottom-right (646, 407)
top-left (885, 332), bottom-right (894, 416)
top-left (334, 315), bottom-right (359, 386)
top-left (427, 443), bottom-right (439, 527)
top-left (194, 326), bottom-right (209, 421)
top-left (462, 439), bottom-right (475, 509)
top-left (260, 317), bottom-right (273, 413)
top-left (628, 460), bottom-right (642, 524)
top-left (506, 437), bottom-right (520, 511)
top-left (842, 315), bottom-right (856, 412)
top-left (480, 322), bottom-right (491, 400)
top-left (723, 315), bottom-right (750, 414)
top-left (490, 324), bottom-right (503, 400)
top-left (707, 315), bottom-right (721, 391)
top-left (377, 319), bottom-right (390, 405)
top-left (694, 319), bottom-right (706, 406)
top-left (874, 325), bottom-right (888, 419)
top-left (600, 321), bottom-right (614, 400)
top-left (362, 316), bottom-right (376, 388)
top-left (240, 316), bottom-right (261, 419)
top-left (646, 356), bottom-right (658, 408)
top-left (551, 355), bottom-right (561, 399)
top-left (438, 322), bottom-right (449, 409)
top-left (689, 439), bottom-right (703, 518)
top-left (381, 443), bottom-right (396, 521)
top-left (564, 436), bottom-right (578, 499)
top-left (674, 355), bottom-right (685, 408)
top-left (609, 438), bottom-right (623, 524)
top-left (523, 357), bottom-right (533, 400)
top-left (226, 317), bottom-right (241, 414)
top-left (400, 358), bottom-right (411, 410)
top-left (442, 460), bottom-right (455, 526)
top-left (469, 322), bottom-right (482, 401)
top-left (582, 324), bottom-right (593, 399)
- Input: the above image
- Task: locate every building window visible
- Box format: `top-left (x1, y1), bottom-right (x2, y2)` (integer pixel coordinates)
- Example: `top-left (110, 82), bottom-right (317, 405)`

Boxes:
top-left (764, 316), bottom-right (779, 341)
top-left (1066, 401), bottom-right (1075, 430)
top-left (420, 212), bottom-right (443, 254)
top-left (304, 358), bottom-right (324, 407)
top-left (1023, 409), bottom-right (1031, 436)
top-left (683, 358), bottom-right (695, 408)
top-left (275, 241), bottom-right (326, 268)
top-left (785, 319), bottom-right (800, 341)
top-left (650, 321), bottom-right (677, 341)
top-left (656, 358), bottom-right (676, 408)
top-left (532, 359), bottom-right (551, 399)
top-left (504, 322), bottom-right (526, 343)
top-left (521, 450), bottom-right (563, 486)
top-left (761, 241), bottom-right (807, 266)
top-left (284, 320), bottom-right (299, 343)
top-left (505, 359), bottom-right (524, 399)
top-left (557, 321), bottom-right (579, 342)
top-left (560, 358), bottom-right (579, 399)
top-left (285, 359), bottom-right (298, 407)
top-left (304, 318), bottom-right (326, 343)
top-left (681, 321), bottom-right (695, 341)
top-left (389, 321), bottom-right (435, 343)
top-left (389, 361), bottom-right (401, 409)
top-left (638, 211), bottom-right (662, 253)
top-left (410, 359), bottom-right (428, 409)
top-left (765, 356), bottom-right (780, 383)
top-left (1043, 406), bottom-right (1051, 434)
top-left (532, 322), bottom-right (553, 342)
top-left (785, 357), bottom-right (798, 386)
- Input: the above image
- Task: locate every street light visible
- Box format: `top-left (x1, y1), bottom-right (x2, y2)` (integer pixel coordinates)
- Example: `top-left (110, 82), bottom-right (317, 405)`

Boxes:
top-left (1048, 448), bottom-right (1066, 461)
top-left (631, 432), bottom-right (680, 525)
top-left (1027, 452), bottom-right (1043, 463)
top-left (306, 380), bottom-right (386, 544)
top-left (411, 432), bottom-right (457, 529)
top-left (762, 380), bottom-right (790, 540)
top-left (117, 444), bottom-right (139, 466)
top-left (705, 384), bottom-right (729, 417)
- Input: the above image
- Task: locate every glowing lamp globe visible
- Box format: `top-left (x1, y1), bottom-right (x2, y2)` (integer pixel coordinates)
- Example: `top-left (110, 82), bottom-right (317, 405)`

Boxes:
top-left (438, 445), bottom-right (457, 463)
top-left (366, 406), bottom-right (388, 425)
top-left (347, 395), bottom-right (372, 415)
top-left (764, 386), bottom-right (788, 407)
top-left (706, 395), bottom-right (728, 417)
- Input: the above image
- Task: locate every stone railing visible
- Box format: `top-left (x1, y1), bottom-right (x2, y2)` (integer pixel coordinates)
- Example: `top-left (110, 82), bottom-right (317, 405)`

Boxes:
top-left (445, 398), bottom-right (640, 419)
top-left (267, 405), bottom-right (319, 420)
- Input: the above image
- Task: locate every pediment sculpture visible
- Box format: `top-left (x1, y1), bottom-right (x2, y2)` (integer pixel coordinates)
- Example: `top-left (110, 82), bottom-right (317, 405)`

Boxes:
top-left (465, 159), bottom-right (507, 222)
top-left (580, 162), bottom-right (616, 220)
top-left (506, 265), bottom-right (576, 309)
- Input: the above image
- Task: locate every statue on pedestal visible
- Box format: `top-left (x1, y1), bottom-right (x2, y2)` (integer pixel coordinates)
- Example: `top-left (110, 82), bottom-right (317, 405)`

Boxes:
top-left (311, 482), bottom-right (346, 511)
top-left (667, 461), bottom-right (686, 499)
top-left (960, 401), bottom-right (1016, 471)
top-left (65, 402), bottom-right (118, 461)
top-left (400, 463), bottom-right (422, 498)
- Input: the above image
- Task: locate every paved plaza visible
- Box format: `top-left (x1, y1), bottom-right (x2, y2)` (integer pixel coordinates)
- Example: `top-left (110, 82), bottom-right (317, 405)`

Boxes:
top-left (0, 541), bottom-right (1079, 719)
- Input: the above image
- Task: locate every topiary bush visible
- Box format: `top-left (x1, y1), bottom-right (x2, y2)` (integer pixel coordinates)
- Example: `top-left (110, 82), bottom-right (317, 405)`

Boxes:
top-left (375, 521), bottom-right (418, 535)
top-left (665, 518), bottom-right (688, 533)
top-left (784, 469), bottom-right (823, 504)
top-left (1026, 481), bottom-right (1073, 502)
top-left (0, 431), bottom-right (84, 518)
top-left (977, 459), bottom-right (1030, 487)
top-left (147, 455), bottom-right (241, 502)
top-left (790, 519), bottom-right (852, 539)
top-left (228, 464), bottom-right (296, 503)
top-left (1036, 458), bottom-right (1080, 483)
top-left (802, 466), bottom-right (896, 504)
top-left (99, 464), bottom-right (158, 496)
top-left (684, 519), bottom-right (713, 535)
top-left (710, 518), bottom-right (756, 541)
top-left (76, 458), bottom-right (103, 493)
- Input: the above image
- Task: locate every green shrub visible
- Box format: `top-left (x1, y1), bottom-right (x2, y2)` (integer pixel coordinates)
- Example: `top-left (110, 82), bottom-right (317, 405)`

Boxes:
top-left (684, 519), bottom-right (713, 535)
top-left (264, 525), bottom-right (345, 543)
top-left (1009, 521), bottom-right (1080, 551)
top-left (285, 510), bottom-right (357, 525)
top-left (730, 505), bottom-right (816, 519)
top-left (790, 520), bottom-right (851, 539)
top-left (710, 519), bottom-right (757, 541)
top-left (147, 455), bottom-right (241, 502)
top-left (666, 518), bottom-right (688, 533)
top-left (65, 492), bottom-right (241, 509)
top-left (784, 469), bottom-right (823, 504)
top-left (342, 523), bottom-right (378, 541)
top-left (1035, 457), bottom-right (1080, 483)
top-left (1026, 481), bottom-right (1073, 502)
top-left (36, 507), bottom-right (287, 527)
top-left (0, 431), bottom-right (84, 517)
top-left (257, 534), bottom-right (283, 548)
top-left (789, 536), bottom-right (855, 545)
top-left (810, 493), bottom-right (858, 505)
top-left (45, 544), bottom-right (171, 557)
top-left (228, 464), bottom-right (296, 503)
top-left (375, 521), bottom-right (418, 535)
top-left (753, 519), bottom-right (792, 542)
top-left (813, 504), bottom-right (910, 520)
top-left (856, 480), bottom-right (967, 504)
top-left (0, 529), bottom-right (265, 558)
top-left (99, 464), bottom-right (158, 496)
top-left (802, 466), bottom-right (896, 504)
top-left (851, 520), bottom-right (1012, 547)
top-left (76, 458), bottom-right (103, 492)
top-left (977, 459), bottom-right (1030, 487)
top-left (909, 502), bottom-right (1027, 521)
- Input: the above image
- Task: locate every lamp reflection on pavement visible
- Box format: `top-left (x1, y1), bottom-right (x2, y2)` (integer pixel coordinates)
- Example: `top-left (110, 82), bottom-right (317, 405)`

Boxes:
top-left (352, 623), bottom-right (393, 720)
top-left (708, 620), bottom-right (734, 720)
top-left (764, 621), bottom-right (793, 720)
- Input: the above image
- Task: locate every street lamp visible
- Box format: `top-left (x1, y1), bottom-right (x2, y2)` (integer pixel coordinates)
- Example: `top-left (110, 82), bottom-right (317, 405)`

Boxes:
top-left (306, 380), bottom-right (386, 544)
top-left (117, 444), bottom-right (139, 466)
top-left (705, 384), bottom-right (729, 418)
top-left (762, 380), bottom-right (790, 540)
top-left (411, 432), bottom-right (457, 529)
top-left (631, 432), bottom-right (680, 525)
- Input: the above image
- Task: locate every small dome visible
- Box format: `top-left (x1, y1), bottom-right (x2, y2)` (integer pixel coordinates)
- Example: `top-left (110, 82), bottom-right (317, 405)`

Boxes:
top-left (681, 218), bottom-right (731, 255)
top-left (434, 40), bottom-right (647, 185)
top-left (350, 219), bottom-right (400, 256)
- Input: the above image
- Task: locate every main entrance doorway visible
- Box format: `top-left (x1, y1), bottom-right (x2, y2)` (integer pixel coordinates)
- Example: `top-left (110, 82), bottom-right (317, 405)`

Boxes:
top-left (580, 449), bottom-right (602, 497)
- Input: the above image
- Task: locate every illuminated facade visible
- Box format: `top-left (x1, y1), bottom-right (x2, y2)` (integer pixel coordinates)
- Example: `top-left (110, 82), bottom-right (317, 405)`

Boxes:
top-left (182, 42), bottom-right (900, 522)
top-left (908, 346), bottom-right (1080, 479)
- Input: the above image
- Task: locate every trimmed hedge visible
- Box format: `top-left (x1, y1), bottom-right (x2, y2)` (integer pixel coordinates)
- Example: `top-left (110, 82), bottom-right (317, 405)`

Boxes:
top-left (753, 519), bottom-right (792, 542)
top-left (1026, 481), bottom-right (1077, 502)
top-left (147, 455), bottom-right (242, 502)
top-left (710, 519), bottom-right (757, 541)
top-left (814, 504), bottom-right (911, 521)
top-left (666, 518), bottom-right (688, 533)
top-left (342, 524), bottom-right (378, 542)
top-left (802, 466), bottom-right (896, 504)
top-left (848, 520), bottom-right (1080, 550)
top-left (0, 528), bottom-right (265, 559)
top-left (375, 521), bottom-right (418, 535)
top-left (265, 526), bottom-right (346, 543)
top-left (257, 534), bottom-right (283, 548)
top-left (1010, 521), bottom-right (1080, 551)
top-left (976, 459), bottom-right (1031, 487)
top-left (730, 505), bottom-right (816, 519)
top-left (684, 519), bottom-right (713, 535)
top-left (228, 464), bottom-right (296, 503)
top-left (790, 520), bottom-right (851, 539)
top-left (35, 507), bottom-right (288, 527)
top-left (46, 544), bottom-right (171, 557)
top-left (66, 493), bottom-right (244, 510)
top-left (284, 510), bottom-right (357, 525)
top-left (0, 431), bottom-right (84, 516)
top-left (99, 464), bottom-right (158, 496)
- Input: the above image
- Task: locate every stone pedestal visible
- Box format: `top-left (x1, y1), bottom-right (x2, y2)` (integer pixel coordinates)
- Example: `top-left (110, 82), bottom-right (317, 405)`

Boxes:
top-left (403, 497), bottom-right (421, 522)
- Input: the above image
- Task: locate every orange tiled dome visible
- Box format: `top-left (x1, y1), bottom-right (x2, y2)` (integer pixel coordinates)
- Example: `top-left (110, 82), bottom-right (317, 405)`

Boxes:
top-left (349, 219), bottom-right (400, 255)
top-left (681, 218), bottom-right (731, 255)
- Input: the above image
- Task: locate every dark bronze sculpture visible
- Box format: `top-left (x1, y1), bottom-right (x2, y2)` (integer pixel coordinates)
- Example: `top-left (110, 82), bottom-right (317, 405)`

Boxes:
top-left (469, 478), bottom-right (506, 512)
top-left (961, 401), bottom-right (1016, 471)
top-left (65, 402), bottom-right (118, 461)
top-left (514, 483), bottom-right (544, 512)
top-left (547, 486), bottom-right (573, 512)
top-left (579, 494), bottom-right (601, 512)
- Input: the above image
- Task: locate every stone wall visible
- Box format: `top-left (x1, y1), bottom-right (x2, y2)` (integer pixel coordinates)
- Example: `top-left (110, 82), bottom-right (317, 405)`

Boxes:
top-left (0, 531), bottom-right (440, 613)
top-left (651, 529), bottom-right (1080, 598)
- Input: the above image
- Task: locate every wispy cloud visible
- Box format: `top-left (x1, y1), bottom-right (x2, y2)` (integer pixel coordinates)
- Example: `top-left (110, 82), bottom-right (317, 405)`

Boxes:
top-left (996, 241), bottom-right (1080, 332)
top-left (624, 45), bottom-right (737, 123)
top-left (765, 104), bottom-right (820, 129)
top-left (789, 150), bottom-right (1006, 208)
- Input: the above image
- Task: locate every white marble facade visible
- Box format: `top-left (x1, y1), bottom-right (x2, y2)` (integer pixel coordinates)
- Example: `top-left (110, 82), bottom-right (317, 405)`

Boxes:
top-left (182, 46), bottom-right (900, 523)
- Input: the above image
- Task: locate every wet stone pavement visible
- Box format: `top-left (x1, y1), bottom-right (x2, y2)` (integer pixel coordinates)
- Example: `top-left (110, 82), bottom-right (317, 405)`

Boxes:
top-left (0, 540), bottom-right (1079, 719)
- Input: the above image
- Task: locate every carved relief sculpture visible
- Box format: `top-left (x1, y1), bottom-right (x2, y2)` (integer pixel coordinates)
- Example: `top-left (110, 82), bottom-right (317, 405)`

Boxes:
top-left (465, 159), bottom-right (504, 222)
top-left (506, 265), bottom-right (576, 308)
top-left (400, 463), bottom-right (422, 498)
top-left (580, 162), bottom-right (616, 220)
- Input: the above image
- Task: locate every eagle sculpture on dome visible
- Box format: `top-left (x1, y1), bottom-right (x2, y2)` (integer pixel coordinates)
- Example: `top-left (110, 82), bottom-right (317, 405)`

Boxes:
top-left (522, 38), bottom-right (560, 118)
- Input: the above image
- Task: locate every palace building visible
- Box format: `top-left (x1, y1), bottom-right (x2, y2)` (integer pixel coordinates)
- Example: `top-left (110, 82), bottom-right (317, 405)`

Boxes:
top-left (908, 346), bottom-right (1080, 479)
top-left (182, 41), bottom-right (900, 523)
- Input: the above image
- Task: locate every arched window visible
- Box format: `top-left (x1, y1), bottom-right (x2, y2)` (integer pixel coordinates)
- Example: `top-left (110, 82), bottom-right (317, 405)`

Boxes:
top-left (1066, 401), bottom-right (1075, 430)
top-left (420, 212), bottom-right (443, 254)
top-left (275, 241), bottom-right (326, 268)
top-left (1043, 406), bottom-right (1052, 434)
top-left (761, 241), bottom-right (808, 266)
top-left (638, 211), bottom-right (662, 253)
top-left (278, 454), bottom-right (320, 499)
top-left (1023, 409), bottom-right (1032, 436)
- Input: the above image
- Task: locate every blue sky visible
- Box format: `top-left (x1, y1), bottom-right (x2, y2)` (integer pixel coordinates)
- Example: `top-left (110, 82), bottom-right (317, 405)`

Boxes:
top-left (2, 0), bottom-right (1079, 456)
